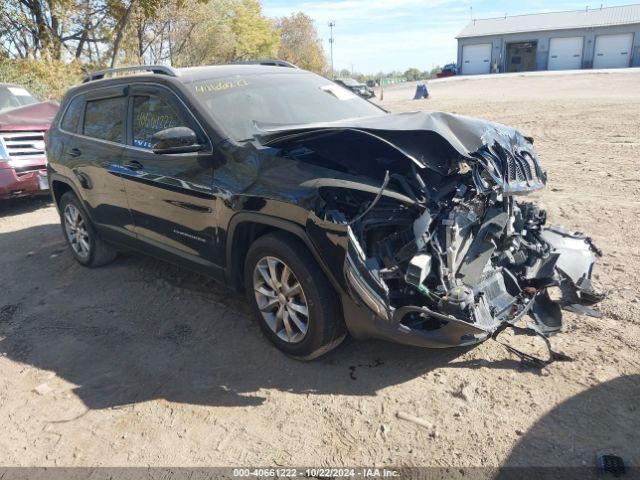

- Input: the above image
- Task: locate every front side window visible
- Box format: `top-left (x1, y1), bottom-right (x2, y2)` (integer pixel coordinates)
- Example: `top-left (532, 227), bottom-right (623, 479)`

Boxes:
top-left (83, 97), bottom-right (125, 143)
top-left (61, 96), bottom-right (83, 133)
top-left (132, 95), bottom-right (185, 149)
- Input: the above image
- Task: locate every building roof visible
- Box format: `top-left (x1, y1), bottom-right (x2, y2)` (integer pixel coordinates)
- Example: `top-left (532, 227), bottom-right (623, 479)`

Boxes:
top-left (457, 3), bottom-right (640, 38)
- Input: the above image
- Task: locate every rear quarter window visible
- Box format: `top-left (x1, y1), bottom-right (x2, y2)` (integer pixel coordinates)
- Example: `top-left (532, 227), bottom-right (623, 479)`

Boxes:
top-left (60, 96), bottom-right (84, 133)
top-left (83, 96), bottom-right (125, 143)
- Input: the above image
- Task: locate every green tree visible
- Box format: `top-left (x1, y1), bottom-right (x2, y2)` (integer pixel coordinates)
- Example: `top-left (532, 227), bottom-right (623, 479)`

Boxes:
top-left (1, 0), bottom-right (279, 71)
top-left (0, 57), bottom-right (84, 99)
top-left (428, 65), bottom-right (442, 78)
top-left (404, 67), bottom-right (422, 81)
top-left (108, 0), bottom-right (170, 67)
top-left (118, 0), bottom-right (279, 66)
top-left (275, 12), bottom-right (326, 74)
top-left (163, 0), bottom-right (237, 67)
top-left (0, 0), bottom-right (100, 60)
top-left (0, 0), bottom-right (166, 65)
top-left (229, 0), bottom-right (279, 61)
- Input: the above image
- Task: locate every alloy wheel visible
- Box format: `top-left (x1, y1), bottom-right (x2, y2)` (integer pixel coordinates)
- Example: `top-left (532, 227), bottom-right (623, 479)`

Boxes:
top-left (63, 203), bottom-right (90, 259)
top-left (253, 256), bottom-right (309, 343)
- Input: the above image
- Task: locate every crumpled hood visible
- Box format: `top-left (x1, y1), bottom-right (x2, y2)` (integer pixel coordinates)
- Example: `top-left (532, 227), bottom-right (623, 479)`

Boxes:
top-left (0, 100), bottom-right (59, 131)
top-left (257, 111), bottom-right (546, 194)
top-left (257, 110), bottom-right (528, 161)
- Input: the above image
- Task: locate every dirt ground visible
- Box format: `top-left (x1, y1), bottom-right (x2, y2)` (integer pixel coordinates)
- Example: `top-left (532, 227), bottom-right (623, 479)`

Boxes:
top-left (1, 70), bottom-right (639, 468)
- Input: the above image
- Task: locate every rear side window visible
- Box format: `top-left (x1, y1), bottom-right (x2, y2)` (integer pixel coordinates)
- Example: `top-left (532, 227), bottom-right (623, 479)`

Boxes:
top-left (83, 97), bottom-right (125, 143)
top-left (61, 96), bottom-right (83, 133)
top-left (132, 95), bottom-right (186, 149)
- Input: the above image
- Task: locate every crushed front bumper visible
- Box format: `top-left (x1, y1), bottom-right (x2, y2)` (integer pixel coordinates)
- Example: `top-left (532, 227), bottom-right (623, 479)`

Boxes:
top-left (343, 228), bottom-right (493, 348)
top-left (340, 292), bottom-right (492, 348)
top-left (342, 225), bottom-right (603, 349)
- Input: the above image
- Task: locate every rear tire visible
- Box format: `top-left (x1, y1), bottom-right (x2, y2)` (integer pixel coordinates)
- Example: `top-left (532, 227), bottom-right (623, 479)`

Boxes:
top-left (59, 191), bottom-right (117, 267)
top-left (244, 232), bottom-right (345, 360)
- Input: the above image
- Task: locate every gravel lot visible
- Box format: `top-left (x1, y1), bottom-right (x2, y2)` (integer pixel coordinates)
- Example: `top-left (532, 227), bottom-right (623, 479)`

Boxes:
top-left (0, 70), bottom-right (638, 468)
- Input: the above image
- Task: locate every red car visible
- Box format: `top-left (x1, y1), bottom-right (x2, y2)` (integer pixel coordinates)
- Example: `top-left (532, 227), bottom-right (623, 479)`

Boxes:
top-left (436, 63), bottom-right (457, 78)
top-left (0, 84), bottom-right (59, 199)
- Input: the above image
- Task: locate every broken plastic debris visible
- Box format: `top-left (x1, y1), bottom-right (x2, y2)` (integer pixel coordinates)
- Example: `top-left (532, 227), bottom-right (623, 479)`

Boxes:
top-left (396, 411), bottom-right (432, 429)
top-left (34, 383), bottom-right (53, 395)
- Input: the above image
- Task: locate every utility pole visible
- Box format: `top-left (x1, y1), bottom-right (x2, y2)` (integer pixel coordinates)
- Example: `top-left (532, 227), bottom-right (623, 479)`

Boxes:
top-left (328, 21), bottom-right (335, 79)
top-left (168, 19), bottom-right (173, 66)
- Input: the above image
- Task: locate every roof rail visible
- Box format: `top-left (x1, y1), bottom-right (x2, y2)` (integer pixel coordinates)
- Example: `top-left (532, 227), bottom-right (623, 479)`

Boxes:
top-left (230, 59), bottom-right (299, 69)
top-left (83, 65), bottom-right (179, 83)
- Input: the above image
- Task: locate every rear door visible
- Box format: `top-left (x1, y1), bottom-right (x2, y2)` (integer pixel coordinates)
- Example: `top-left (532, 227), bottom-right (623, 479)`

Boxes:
top-left (119, 83), bottom-right (217, 263)
top-left (593, 33), bottom-right (634, 69)
top-left (60, 86), bottom-right (133, 238)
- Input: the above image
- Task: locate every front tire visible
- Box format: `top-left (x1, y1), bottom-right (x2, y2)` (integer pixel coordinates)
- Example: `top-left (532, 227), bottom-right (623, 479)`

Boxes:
top-left (244, 232), bottom-right (345, 360)
top-left (59, 191), bottom-right (117, 267)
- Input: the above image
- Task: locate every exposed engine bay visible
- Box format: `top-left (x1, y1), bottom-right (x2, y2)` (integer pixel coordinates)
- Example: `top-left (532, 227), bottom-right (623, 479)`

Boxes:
top-left (260, 111), bottom-right (604, 349)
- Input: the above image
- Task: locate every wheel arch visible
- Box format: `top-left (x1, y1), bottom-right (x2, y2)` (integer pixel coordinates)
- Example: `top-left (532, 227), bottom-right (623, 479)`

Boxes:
top-left (50, 174), bottom-right (82, 209)
top-left (225, 212), bottom-right (342, 294)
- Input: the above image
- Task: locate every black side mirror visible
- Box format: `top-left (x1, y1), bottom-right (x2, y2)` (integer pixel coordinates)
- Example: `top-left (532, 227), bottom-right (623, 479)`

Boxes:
top-left (152, 127), bottom-right (202, 154)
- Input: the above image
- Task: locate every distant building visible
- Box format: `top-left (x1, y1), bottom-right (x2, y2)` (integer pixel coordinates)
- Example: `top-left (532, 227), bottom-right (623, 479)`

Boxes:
top-left (456, 4), bottom-right (640, 75)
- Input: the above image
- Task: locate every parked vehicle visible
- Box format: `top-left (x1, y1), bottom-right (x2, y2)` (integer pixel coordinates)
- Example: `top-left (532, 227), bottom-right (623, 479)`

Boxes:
top-left (0, 84), bottom-right (59, 199)
top-left (437, 63), bottom-right (458, 78)
top-left (334, 78), bottom-right (375, 99)
top-left (47, 63), bottom-right (603, 359)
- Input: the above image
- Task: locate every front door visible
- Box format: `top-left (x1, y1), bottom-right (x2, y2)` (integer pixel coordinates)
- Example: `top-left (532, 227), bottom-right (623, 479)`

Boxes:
top-left (119, 84), bottom-right (217, 264)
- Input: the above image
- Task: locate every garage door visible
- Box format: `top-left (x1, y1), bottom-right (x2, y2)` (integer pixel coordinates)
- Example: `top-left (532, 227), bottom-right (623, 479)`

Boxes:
top-left (462, 43), bottom-right (492, 75)
top-left (548, 37), bottom-right (583, 70)
top-left (593, 33), bottom-right (634, 69)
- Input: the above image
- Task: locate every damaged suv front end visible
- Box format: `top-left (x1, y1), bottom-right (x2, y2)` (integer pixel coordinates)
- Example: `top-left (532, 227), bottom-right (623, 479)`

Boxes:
top-left (259, 111), bottom-right (604, 349)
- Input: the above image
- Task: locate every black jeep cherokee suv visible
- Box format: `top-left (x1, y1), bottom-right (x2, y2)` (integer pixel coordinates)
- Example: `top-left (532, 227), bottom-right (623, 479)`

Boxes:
top-left (47, 63), bottom-right (603, 360)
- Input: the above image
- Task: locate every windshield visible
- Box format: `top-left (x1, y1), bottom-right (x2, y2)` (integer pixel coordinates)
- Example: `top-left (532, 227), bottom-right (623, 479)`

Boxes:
top-left (0, 86), bottom-right (38, 112)
top-left (191, 72), bottom-right (384, 141)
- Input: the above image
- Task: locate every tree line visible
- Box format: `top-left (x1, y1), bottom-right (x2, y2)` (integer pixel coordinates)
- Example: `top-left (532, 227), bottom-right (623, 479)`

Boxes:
top-left (0, 0), bottom-right (327, 73)
top-left (337, 67), bottom-right (443, 85)
top-left (0, 0), bottom-right (441, 99)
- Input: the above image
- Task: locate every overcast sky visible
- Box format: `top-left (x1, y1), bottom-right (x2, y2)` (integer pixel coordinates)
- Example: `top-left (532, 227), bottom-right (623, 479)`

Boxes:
top-left (262, 0), bottom-right (628, 74)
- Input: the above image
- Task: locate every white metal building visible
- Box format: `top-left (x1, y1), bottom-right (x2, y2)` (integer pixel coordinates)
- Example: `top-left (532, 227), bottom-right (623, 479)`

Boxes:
top-left (456, 4), bottom-right (640, 75)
